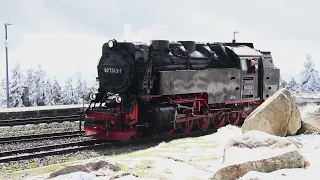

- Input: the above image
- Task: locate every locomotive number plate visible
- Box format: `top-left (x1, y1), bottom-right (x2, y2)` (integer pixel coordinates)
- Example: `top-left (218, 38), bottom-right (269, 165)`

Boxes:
top-left (104, 67), bottom-right (123, 74)
top-left (243, 85), bottom-right (254, 90)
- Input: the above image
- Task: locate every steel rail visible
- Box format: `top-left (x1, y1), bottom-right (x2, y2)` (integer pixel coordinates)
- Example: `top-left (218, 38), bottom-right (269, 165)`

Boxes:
top-left (0, 140), bottom-right (104, 158)
top-left (0, 129), bottom-right (216, 163)
top-left (0, 131), bottom-right (84, 144)
top-left (0, 115), bottom-right (81, 126)
top-left (295, 101), bottom-right (320, 107)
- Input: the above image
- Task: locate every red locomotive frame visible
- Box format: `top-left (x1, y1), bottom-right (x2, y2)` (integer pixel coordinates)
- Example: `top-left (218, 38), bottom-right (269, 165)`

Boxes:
top-left (83, 92), bottom-right (263, 141)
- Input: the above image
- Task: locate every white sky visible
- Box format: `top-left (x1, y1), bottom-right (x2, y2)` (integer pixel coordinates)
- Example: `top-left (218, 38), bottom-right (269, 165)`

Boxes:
top-left (0, 0), bottom-right (319, 85)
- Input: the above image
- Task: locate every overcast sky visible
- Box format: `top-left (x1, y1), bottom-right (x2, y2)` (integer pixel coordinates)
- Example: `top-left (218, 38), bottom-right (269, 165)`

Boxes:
top-left (0, 0), bottom-right (319, 85)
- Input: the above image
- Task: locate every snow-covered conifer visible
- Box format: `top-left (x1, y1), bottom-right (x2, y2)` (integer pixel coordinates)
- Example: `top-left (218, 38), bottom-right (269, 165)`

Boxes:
top-left (0, 79), bottom-right (6, 107)
top-left (74, 71), bottom-right (88, 104)
top-left (34, 65), bottom-right (48, 106)
top-left (43, 78), bottom-right (55, 106)
top-left (296, 54), bottom-right (320, 93)
top-left (24, 68), bottom-right (38, 106)
top-left (286, 77), bottom-right (299, 93)
top-left (60, 77), bottom-right (75, 105)
top-left (7, 64), bottom-right (25, 107)
top-left (52, 77), bottom-right (62, 105)
top-left (85, 77), bottom-right (99, 101)
top-left (280, 77), bottom-right (287, 88)
top-left (88, 74), bottom-right (99, 92)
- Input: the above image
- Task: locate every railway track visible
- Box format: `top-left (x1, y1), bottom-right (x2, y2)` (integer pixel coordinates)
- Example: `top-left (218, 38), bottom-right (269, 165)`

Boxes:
top-left (0, 115), bottom-right (81, 126)
top-left (0, 129), bottom-right (216, 163)
top-left (295, 101), bottom-right (320, 107)
top-left (0, 131), bottom-right (83, 144)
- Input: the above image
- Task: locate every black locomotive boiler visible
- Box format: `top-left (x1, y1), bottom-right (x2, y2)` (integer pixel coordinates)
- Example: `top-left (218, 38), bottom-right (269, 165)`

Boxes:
top-left (82, 39), bottom-right (280, 140)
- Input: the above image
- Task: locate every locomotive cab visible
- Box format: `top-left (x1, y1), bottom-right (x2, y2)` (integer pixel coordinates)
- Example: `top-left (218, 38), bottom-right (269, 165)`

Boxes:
top-left (225, 44), bottom-right (279, 100)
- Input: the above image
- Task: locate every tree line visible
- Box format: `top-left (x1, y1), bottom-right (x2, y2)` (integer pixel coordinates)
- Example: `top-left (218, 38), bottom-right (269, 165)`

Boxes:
top-left (280, 54), bottom-right (320, 94)
top-left (0, 64), bottom-right (97, 108)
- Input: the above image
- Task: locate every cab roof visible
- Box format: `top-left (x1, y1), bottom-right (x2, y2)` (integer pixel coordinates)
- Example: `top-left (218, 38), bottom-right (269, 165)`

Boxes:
top-left (226, 45), bottom-right (263, 57)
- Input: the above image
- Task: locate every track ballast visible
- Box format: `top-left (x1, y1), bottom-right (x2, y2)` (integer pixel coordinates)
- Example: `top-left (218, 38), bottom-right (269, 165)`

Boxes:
top-left (0, 129), bottom-right (216, 163)
top-left (0, 131), bottom-right (83, 144)
top-left (0, 115), bottom-right (81, 126)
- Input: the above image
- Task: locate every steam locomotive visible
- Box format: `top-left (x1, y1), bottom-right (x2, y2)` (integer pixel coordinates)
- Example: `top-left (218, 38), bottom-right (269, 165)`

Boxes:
top-left (82, 39), bottom-right (280, 141)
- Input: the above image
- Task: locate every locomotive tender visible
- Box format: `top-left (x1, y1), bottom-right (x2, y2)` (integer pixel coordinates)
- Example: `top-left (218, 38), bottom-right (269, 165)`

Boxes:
top-left (82, 39), bottom-right (280, 141)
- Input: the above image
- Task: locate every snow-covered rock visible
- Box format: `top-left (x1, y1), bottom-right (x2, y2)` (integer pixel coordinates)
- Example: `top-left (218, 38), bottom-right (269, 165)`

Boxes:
top-left (242, 88), bottom-right (301, 136)
top-left (49, 159), bottom-right (121, 179)
top-left (239, 132), bottom-right (320, 180)
top-left (210, 130), bottom-right (309, 180)
top-left (222, 130), bottom-right (303, 165)
top-left (297, 105), bottom-right (320, 134)
top-left (212, 150), bottom-right (308, 180)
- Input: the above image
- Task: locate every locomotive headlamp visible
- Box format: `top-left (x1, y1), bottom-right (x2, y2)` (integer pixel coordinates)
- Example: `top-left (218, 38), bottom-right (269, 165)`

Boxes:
top-left (115, 96), bottom-right (122, 103)
top-left (108, 39), bottom-right (117, 48)
top-left (89, 92), bottom-right (97, 101)
top-left (108, 40), bottom-right (114, 48)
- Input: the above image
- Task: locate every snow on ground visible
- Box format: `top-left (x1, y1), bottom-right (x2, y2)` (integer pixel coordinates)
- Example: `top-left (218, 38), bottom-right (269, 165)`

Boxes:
top-left (15, 102), bottom-right (320, 180)
top-left (44, 125), bottom-right (320, 180)
top-left (50, 171), bottom-right (99, 180)
top-left (239, 102), bottom-right (320, 180)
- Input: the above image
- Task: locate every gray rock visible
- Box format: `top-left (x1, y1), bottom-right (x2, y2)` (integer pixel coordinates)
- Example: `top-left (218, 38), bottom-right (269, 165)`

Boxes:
top-left (49, 159), bottom-right (121, 179)
top-left (242, 88), bottom-right (302, 137)
top-left (212, 130), bottom-right (309, 180)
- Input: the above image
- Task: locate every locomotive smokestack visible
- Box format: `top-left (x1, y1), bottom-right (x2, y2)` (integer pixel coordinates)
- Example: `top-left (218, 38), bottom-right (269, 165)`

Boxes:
top-left (178, 41), bottom-right (196, 53)
top-left (169, 42), bottom-right (181, 49)
top-left (151, 40), bottom-right (169, 52)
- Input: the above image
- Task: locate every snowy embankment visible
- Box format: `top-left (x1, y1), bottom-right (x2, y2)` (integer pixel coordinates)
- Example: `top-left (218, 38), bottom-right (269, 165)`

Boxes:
top-left (239, 134), bottom-right (320, 180)
top-left (23, 126), bottom-right (320, 180)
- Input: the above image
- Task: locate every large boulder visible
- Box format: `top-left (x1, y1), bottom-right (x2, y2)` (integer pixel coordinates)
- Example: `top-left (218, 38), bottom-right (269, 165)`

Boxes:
top-left (49, 159), bottom-right (121, 179)
top-left (211, 130), bottom-right (309, 180)
top-left (242, 88), bottom-right (302, 137)
top-left (297, 119), bottom-right (320, 135)
top-left (297, 106), bottom-right (320, 134)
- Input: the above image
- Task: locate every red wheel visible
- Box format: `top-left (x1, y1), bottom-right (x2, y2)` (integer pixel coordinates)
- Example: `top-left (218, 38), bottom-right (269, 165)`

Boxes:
top-left (237, 111), bottom-right (248, 126)
top-left (229, 112), bottom-right (241, 126)
top-left (179, 120), bottom-right (194, 132)
top-left (196, 117), bottom-right (210, 131)
top-left (131, 131), bottom-right (143, 140)
top-left (212, 111), bottom-right (226, 128)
